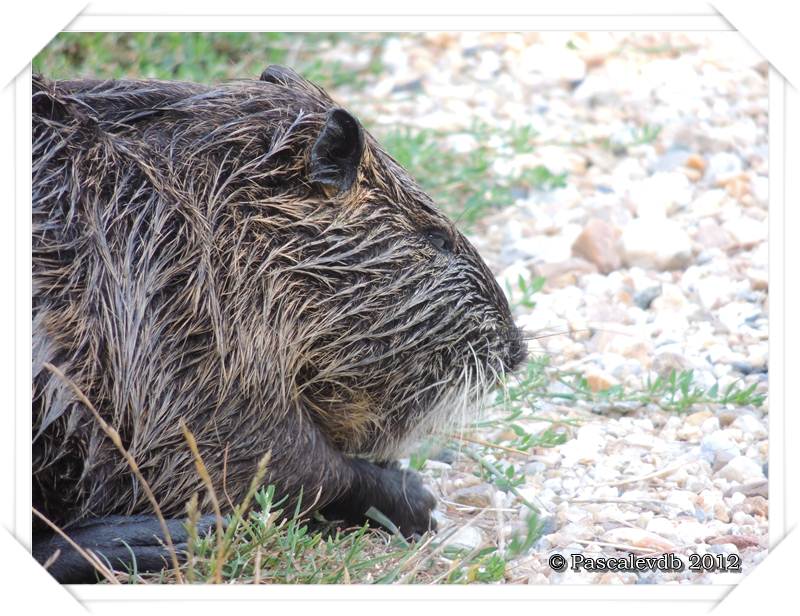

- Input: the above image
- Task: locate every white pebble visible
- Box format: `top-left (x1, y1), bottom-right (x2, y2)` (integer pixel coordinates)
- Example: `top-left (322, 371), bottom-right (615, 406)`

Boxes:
top-left (621, 218), bottom-right (693, 271)
top-left (715, 456), bottom-right (765, 483)
top-left (701, 432), bottom-right (740, 465)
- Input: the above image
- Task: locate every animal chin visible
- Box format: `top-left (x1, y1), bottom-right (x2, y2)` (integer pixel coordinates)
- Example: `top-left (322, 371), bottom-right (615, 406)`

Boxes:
top-left (370, 361), bottom-right (496, 462)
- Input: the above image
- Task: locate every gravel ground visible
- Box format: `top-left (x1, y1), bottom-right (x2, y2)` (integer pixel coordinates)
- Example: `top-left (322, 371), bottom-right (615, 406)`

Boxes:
top-left (316, 32), bottom-right (769, 584)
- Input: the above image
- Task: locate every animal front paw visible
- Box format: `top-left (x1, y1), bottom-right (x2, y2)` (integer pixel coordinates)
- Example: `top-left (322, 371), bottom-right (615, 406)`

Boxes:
top-left (375, 466), bottom-right (437, 539)
top-left (321, 459), bottom-right (437, 539)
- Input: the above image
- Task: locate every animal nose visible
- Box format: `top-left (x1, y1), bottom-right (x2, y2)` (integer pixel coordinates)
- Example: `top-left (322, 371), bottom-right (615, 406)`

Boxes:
top-left (504, 327), bottom-right (528, 372)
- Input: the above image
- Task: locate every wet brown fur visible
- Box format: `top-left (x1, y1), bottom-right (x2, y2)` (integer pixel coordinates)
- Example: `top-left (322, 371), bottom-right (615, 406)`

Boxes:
top-left (32, 67), bottom-right (525, 538)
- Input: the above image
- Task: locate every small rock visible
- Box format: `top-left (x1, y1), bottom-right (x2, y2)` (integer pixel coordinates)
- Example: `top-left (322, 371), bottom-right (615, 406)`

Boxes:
top-left (676, 423), bottom-right (702, 441)
top-left (666, 491), bottom-right (697, 513)
top-left (621, 218), bottom-right (693, 271)
top-left (692, 219), bottom-right (736, 252)
top-left (691, 189), bottom-right (727, 216)
top-left (685, 167), bottom-right (703, 182)
top-left (421, 460), bottom-right (453, 471)
top-left (543, 477), bottom-right (562, 491)
top-left (700, 432), bottom-right (740, 466)
top-left (694, 275), bottom-right (737, 311)
top-left (646, 517), bottom-right (676, 539)
top-left (742, 496), bottom-right (768, 517)
top-left (518, 44), bottom-right (586, 83)
top-left (751, 174), bottom-right (768, 204)
top-left (505, 233), bottom-right (577, 264)
top-left (714, 504), bottom-right (731, 523)
top-left (652, 351), bottom-right (694, 377)
top-left (706, 534), bottom-right (761, 550)
top-left (674, 520), bottom-right (713, 544)
top-left (535, 257), bottom-right (598, 289)
top-left (559, 424), bottom-right (606, 465)
top-left (717, 301), bottom-right (762, 334)
top-left (707, 152), bottom-right (744, 184)
top-left (584, 368), bottom-right (620, 392)
top-left (722, 216), bottom-right (767, 249)
top-left (685, 154), bottom-right (707, 172)
top-left (726, 480), bottom-right (768, 498)
top-left (627, 172), bottom-right (692, 218)
top-left (430, 448), bottom-right (457, 465)
top-left (701, 417), bottom-right (721, 434)
top-left (450, 485), bottom-right (495, 509)
top-left (746, 267), bottom-right (768, 291)
top-left (697, 489), bottom-right (723, 511)
top-left (732, 510), bottom-right (755, 526)
top-left (474, 50), bottom-right (502, 81)
top-left (686, 410), bottom-right (713, 426)
top-left (525, 461), bottom-right (547, 475)
top-left (731, 414), bottom-right (768, 439)
top-left (729, 492), bottom-right (746, 506)
top-left (696, 489), bottom-right (731, 523)
top-left (722, 174), bottom-right (751, 199)
top-left (562, 477), bottom-right (580, 493)
top-left (589, 329), bottom-right (654, 365)
top-left (571, 218), bottom-right (622, 273)
top-left (439, 526), bottom-right (484, 551)
top-left (651, 284), bottom-right (692, 314)
top-left (634, 285), bottom-right (662, 310)
top-left (707, 543), bottom-right (739, 557)
top-left (731, 360), bottom-right (763, 376)
top-left (715, 456), bottom-right (765, 483)
top-left (652, 148), bottom-right (691, 173)
top-left (602, 527), bottom-right (677, 553)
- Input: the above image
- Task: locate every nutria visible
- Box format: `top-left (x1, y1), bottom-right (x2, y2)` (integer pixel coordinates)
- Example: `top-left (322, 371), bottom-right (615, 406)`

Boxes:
top-left (32, 65), bottom-right (527, 583)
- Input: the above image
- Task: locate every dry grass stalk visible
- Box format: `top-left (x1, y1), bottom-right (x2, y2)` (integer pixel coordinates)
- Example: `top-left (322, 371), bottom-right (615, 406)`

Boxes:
top-left (179, 418), bottom-right (225, 583)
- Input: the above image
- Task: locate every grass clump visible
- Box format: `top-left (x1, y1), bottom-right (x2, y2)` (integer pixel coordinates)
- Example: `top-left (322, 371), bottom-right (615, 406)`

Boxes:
top-left (33, 32), bottom-right (390, 91)
top-left (139, 483), bottom-right (546, 584)
top-left (555, 368), bottom-right (766, 413)
top-left (505, 273), bottom-right (547, 311)
top-left (127, 486), bottom-right (436, 584)
top-left (185, 486), bottom-right (413, 584)
top-left (489, 354), bottom-right (764, 417)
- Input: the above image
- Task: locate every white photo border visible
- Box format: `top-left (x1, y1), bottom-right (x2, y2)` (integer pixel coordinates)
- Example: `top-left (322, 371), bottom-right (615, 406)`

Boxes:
top-left (5, 4), bottom-right (793, 613)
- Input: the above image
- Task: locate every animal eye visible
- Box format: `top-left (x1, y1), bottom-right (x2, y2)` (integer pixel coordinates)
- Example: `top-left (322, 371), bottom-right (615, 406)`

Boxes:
top-left (425, 229), bottom-right (453, 253)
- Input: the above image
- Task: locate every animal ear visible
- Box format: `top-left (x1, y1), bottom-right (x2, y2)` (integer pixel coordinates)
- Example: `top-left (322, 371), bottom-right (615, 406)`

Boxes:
top-left (260, 64), bottom-right (338, 106)
top-left (260, 65), bottom-right (305, 87)
top-left (309, 108), bottom-right (364, 195)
